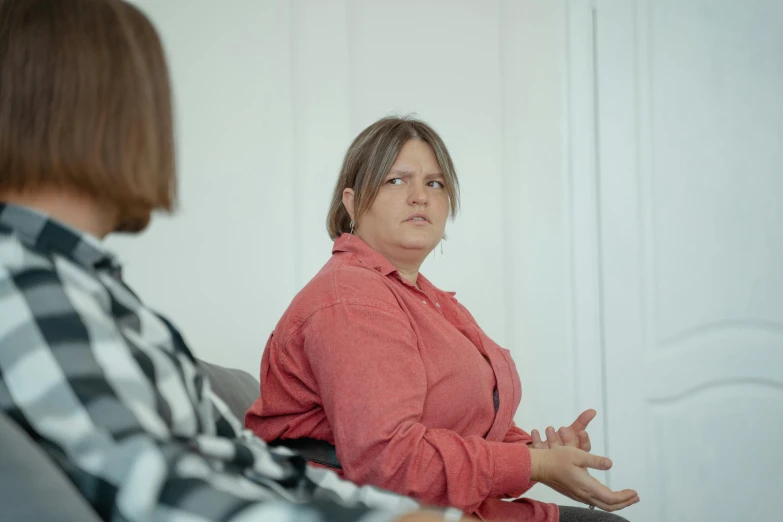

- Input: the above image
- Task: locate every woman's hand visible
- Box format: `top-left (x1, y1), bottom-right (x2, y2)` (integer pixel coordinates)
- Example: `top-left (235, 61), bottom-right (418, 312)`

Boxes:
top-left (529, 447), bottom-right (639, 512)
top-left (530, 409), bottom-right (595, 452)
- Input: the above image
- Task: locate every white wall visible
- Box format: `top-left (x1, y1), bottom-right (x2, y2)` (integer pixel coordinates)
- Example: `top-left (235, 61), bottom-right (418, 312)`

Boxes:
top-left (113, 0), bottom-right (577, 505)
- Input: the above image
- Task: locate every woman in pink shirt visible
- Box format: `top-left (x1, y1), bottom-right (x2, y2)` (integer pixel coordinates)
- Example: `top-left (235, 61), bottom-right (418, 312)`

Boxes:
top-left (246, 117), bottom-right (638, 522)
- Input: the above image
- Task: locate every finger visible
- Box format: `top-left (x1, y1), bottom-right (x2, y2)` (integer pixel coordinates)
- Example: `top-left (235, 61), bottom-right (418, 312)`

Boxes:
top-left (580, 452), bottom-right (612, 471)
top-left (570, 409), bottom-right (597, 432)
top-left (534, 429), bottom-right (549, 449)
top-left (531, 429), bottom-right (547, 449)
top-left (589, 483), bottom-right (638, 507)
top-left (591, 494), bottom-right (640, 513)
top-left (577, 430), bottom-right (592, 452)
top-left (558, 426), bottom-right (579, 448)
top-left (545, 426), bottom-right (563, 447)
top-left (577, 474), bottom-right (638, 510)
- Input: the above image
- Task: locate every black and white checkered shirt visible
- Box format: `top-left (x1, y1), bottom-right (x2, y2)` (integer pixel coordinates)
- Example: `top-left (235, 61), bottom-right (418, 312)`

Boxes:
top-left (0, 203), bottom-right (460, 522)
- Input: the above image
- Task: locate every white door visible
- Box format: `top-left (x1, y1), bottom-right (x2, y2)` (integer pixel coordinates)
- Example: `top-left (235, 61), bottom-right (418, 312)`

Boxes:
top-left (575, 1), bottom-right (783, 521)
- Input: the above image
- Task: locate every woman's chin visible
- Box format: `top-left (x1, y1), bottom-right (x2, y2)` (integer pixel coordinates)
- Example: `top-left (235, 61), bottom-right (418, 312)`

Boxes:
top-left (397, 235), bottom-right (438, 254)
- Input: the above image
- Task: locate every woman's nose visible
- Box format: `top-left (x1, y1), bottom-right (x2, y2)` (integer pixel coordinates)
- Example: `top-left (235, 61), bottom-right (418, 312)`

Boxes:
top-left (408, 182), bottom-right (428, 205)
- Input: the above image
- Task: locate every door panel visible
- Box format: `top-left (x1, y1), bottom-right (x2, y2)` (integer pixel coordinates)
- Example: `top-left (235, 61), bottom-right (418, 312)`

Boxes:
top-left (592, 1), bottom-right (783, 520)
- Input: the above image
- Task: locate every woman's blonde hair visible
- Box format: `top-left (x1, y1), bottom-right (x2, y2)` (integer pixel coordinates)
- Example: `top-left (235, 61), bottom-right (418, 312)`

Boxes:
top-left (327, 116), bottom-right (460, 240)
top-left (0, 0), bottom-right (176, 232)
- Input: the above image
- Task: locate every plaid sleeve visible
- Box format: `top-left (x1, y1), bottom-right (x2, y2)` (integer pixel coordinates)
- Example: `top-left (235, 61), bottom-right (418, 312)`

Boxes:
top-left (0, 260), bottom-right (431, 522)
top-left (208, 392), bottom-right (462, 519)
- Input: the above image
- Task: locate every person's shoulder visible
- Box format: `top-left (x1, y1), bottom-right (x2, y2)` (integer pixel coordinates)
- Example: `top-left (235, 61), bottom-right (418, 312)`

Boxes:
top-left (276, 256), bottom-right (401, 329)
top-left (0, 231), bottom-right (91, 345)
top-left (297, 253), bottom-right (398, 303)
top-left (331, 258), bottom-right (401, 306)
top-left (0, 228), bottom-right (58, 279)
top-left (1, 227), bottom-right (133, 318)
top-left (272, 257), bottom-right (343, 333)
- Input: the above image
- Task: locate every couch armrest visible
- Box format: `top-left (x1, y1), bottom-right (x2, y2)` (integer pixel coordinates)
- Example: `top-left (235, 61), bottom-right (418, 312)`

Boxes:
top-left (197, 359), bottom-right (260, 420)
top-left (0, 412), bottom-right (102, 522)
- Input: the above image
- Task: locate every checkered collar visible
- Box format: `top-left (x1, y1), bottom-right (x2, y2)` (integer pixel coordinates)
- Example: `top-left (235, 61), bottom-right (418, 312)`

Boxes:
top-left (0, 202), bottom-right (122, 276)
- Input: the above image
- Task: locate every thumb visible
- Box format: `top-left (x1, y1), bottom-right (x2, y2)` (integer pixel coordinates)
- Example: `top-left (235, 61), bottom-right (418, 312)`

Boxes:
top-left (582, 452), bottom-right (612, 471)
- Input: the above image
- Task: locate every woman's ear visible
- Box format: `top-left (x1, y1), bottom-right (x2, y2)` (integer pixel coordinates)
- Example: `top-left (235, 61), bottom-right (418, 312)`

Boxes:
top-left (342, 188), bottom-right (356, 222)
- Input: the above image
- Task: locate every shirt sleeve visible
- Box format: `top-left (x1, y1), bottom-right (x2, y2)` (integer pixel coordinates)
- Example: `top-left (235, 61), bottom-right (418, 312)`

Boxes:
top-left (503, 423), bottom-right (533, 445)
top-left (500, 424), bottom-right (538, 498)
top-left (0, 265), bottom-right (428, 522)
top-left (302, 295), bottom-right (532, 514)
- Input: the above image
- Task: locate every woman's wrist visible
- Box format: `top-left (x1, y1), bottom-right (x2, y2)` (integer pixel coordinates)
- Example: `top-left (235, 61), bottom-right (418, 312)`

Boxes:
top-left (529, 448), bottom-right (548, 483)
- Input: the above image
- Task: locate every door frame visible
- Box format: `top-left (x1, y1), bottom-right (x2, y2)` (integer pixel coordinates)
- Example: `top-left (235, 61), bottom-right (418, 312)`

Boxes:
top-left (563, 0), bottom-right (610, 485)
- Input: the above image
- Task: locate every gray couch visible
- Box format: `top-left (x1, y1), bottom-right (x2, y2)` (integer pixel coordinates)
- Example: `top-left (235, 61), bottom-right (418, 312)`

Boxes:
top-left (0, 360), bottom-right (260, 522)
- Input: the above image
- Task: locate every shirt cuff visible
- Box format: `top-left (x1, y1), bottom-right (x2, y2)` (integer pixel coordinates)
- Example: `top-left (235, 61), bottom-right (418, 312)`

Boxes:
top-left (486, 439), bottom-right (532, 498)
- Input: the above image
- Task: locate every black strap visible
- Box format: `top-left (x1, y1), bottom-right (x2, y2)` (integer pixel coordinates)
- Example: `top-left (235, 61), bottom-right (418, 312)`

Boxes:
top-left (269, 438), bottom-right (341, 469)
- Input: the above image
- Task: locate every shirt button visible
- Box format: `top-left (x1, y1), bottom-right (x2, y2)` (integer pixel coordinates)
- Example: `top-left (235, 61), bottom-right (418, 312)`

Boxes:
top-left (422, 300), bottom-right (427, 304)
top-left (436, 303), bottom-right (441, 308)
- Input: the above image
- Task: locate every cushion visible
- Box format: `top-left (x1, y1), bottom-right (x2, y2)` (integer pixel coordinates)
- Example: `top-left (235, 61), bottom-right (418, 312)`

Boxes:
top-left (198, 359), bottom-right (260, 420)
top-left (0, 412), bottom-right (101, 522)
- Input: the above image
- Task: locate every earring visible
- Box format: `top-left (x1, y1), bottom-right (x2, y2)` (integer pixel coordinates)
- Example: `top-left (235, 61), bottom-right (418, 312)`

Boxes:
top-left (346, 220), bottom-right (355, 242)
top-left (440, 240), bottom-right (444, 259)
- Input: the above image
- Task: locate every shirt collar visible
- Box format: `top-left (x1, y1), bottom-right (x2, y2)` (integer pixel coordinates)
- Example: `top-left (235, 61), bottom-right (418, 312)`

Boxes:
top-left (0, 202), bottom-right (122, 276)
top-left (332, 233), bottom-right (402, 277)
top-left (331, 233), bottom-right (457, 297)
top-left (416, 272), bottom-right (456, 298)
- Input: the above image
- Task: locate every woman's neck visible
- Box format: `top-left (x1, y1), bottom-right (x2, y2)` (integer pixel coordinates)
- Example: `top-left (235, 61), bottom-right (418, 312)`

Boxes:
top-left (354, 232), bottom-right (424, 287)
top-left (396, 267), bottom-right (420, 287)
top-left (375, 250), bottom-right (424, 288)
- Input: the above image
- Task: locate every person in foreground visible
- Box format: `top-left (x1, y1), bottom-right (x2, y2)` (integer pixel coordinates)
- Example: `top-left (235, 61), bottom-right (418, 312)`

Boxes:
top-left (246, 116), bottom-right (640, 521)
top-left (0, 1), bottom-right (470, 521)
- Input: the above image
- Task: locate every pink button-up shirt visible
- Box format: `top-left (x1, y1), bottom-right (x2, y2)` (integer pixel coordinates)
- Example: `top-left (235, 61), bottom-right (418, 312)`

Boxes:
top-left (246, 235), bottom-right (558, 521)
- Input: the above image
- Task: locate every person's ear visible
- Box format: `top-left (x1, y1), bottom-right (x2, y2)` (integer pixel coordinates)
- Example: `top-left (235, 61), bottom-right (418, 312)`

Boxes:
top-left (342, 188), bottom-right (356, 222)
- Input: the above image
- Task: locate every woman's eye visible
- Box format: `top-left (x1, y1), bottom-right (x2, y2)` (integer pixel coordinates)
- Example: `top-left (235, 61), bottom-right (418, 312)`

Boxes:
top-left (429, 180), bottom-right (444, 189)
top-left (387, 178), bottom-right (403, 185)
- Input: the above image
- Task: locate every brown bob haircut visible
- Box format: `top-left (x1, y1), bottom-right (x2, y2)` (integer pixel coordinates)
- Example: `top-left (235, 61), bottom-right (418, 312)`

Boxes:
top-left (0, 0), bottom-right (175, 232)
top-left (327, 116), bottom-right (461, 240)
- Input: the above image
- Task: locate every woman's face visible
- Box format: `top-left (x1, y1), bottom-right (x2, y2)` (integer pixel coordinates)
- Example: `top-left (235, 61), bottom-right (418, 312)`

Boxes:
top-left (349, 139), bottom-right (449, 264)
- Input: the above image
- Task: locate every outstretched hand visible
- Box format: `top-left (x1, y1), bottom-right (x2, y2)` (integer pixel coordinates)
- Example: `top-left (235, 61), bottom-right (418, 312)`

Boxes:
top-left (530, 446), bottom-right (639, 512)
top-left (530, 409), bottom-right (595, 452)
